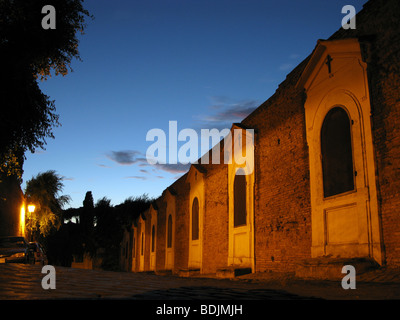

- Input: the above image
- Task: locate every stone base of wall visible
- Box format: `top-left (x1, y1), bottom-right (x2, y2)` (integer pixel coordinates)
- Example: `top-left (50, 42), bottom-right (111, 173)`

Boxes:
top-left (216, 266), bottom-right (252, 279)
top-left (295, 257), bottom-right (379, 280)
top-left (71, 254), bottom-right (93, 270)
top-left (179, 268), bottom-right (200, 277)
top-left (155, 269), bottom-right (173, 276)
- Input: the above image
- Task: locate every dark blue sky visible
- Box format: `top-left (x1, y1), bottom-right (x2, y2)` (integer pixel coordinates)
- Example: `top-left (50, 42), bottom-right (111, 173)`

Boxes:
top-left (22, 0), bottom-right (368, 208)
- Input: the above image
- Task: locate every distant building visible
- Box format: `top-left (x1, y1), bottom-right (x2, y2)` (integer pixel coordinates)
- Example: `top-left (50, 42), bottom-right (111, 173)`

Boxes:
top-left (120, 0), bottom-right (400, 277)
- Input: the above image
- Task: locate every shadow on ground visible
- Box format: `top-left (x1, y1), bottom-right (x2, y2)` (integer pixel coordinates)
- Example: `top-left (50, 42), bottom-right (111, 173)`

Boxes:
top-left (129, 286), bottom-right (321, 300)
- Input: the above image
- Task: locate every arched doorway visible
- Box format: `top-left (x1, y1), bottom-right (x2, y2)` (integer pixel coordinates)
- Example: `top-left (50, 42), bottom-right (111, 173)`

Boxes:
top-left (297, 39), bottom-right (383, 264)
top-left (149, 205), bottom-right (157, 271)
top-left (228, 166), bottom-right (254, 269)
top-left (139, 215), bottom-right (145, 271)
top-left (189, 197), bottom-right (201, 268)
top-left (150, 224), bottom-right (156, 270)
top-left (165, 213), bottom-right (174, 270)
top-left (306, 90), bottom-right (382, 262)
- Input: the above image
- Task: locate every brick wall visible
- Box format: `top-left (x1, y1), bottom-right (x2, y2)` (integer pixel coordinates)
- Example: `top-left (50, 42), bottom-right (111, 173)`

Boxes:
top-left (172, 177), bottom-right (190, 273)
top-left (329, 0), bottom-right (400, 266)
top-left (242, 60), bottom-right (312, 272)
top-left (202, 163), bottom-right (229, 274)
top-left (154, 198), bottom-right (166, 271)
top-left (127, 0), bottom-right (400, 273)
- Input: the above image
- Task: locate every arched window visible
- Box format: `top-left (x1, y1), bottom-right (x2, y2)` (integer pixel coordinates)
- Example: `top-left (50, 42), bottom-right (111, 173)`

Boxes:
top-left (167, 214), bottom-right (173, 248)
top-left (151, 225), bottom-right (155, 252)
top-left (321, 107), bottom-right (354, 197)
top-left (234, 170), bottom-right (247, 227)
top-left (192, 198), bottom-right (199, 240)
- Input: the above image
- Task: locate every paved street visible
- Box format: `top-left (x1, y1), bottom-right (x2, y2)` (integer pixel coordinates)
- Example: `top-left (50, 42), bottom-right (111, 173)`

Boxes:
top-left (0, 263), bottom-right (399, 301)
top-left (0, 264), bottom-right (313, 300)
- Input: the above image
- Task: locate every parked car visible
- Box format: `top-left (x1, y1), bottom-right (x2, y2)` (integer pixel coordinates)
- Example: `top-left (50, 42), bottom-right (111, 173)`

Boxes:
top-left (28, 242), bottom-right (48, 265)
top-left (0, 236), bottom-right (33, 264)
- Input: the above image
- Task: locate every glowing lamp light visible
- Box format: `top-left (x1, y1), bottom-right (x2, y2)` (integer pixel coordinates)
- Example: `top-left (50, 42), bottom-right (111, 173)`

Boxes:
top-left (20, 205), bottom-right (26, 237)
top-left (28, 205), bottom-right (36, 213)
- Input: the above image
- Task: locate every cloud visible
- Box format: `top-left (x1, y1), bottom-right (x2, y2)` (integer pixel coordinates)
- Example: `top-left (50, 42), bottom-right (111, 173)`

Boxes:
top-left (195, 97), bottom-right (259, 129)
top-left (152, 163), bottom-right (191, 174)
top-left (60, 176), bottom-right (74, 181)
top-left (97, 164), bottom-right (111, 168)
top-left (124, 176), bottom-right (147, 180)
top-left (106, 150), bottom-right (146, 166)
top-left (106, 97), bottom-right (257, 176)
top-left (105, 148), bottom-right (191, 177)
top-left (138, 162), bottom-right (149, 167)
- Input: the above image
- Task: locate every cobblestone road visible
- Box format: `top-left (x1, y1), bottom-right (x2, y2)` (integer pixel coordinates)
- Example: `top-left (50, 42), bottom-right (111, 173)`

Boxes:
top-left (1, 264), bottom-right (400, 319)
top-left (1, 263), bottom-right (400, 301)
top-left (0, 264), bottom-right (313, 300)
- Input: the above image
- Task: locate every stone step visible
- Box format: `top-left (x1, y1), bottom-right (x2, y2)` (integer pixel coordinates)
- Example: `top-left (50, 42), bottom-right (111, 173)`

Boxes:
top-left (155, 269), bottom-right (173, 276)
top-left (295, 257), bottom-right (379, 280)
top-left (216, 266), bottom-right (252, 279)
top-left (138, 270), bottom-right (155, 275)
top-left (179, 268), bottom-right (200, 277)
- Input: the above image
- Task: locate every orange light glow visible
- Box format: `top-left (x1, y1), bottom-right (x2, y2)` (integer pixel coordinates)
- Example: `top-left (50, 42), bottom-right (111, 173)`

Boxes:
top-left (20, 205), bottom-right (25, 237)
top-left (28, 205), bottom-right (35, 213)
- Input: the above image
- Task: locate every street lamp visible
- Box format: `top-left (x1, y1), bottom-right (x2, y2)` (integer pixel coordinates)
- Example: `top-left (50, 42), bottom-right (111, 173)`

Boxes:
top-left (28, 205), bottom-right (35, 214)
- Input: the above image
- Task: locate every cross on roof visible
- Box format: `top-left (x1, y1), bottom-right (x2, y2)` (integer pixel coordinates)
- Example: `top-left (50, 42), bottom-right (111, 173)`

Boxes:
top-left (325, 54), bottom-right (333, 74)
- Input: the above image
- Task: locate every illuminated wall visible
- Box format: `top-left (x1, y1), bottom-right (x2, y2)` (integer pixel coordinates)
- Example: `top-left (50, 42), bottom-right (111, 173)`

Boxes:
top-left (121, 0), bottom-right (400, 272)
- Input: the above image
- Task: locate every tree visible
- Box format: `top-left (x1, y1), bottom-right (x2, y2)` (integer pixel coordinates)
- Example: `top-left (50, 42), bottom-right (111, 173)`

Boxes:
top-left (115, 194), bottom-right (153, 229)
top-left (93, 197), bottom-right (114, 249)
top-left (0, 0), bottom-right (92, 179)
top-left (92, 195), bottom-right (152, 270)
top-left (24, 170), bottom-right (70, 239)
top-left (81, 191), bottom-right (94, 234)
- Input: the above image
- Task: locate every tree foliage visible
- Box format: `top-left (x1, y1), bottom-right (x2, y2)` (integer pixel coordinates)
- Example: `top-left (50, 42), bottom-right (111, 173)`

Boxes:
top-left (81, 190), bottom-right (94, 233)
top-left (92, 195), bottom-right (152, 270)
top-left (24, 170), bottom-right (70, 238)
top-left (0, 0), bottom-right (92, 178)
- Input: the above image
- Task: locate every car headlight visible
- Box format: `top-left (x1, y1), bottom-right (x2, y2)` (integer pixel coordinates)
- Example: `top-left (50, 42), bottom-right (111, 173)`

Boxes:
top-left (10, 252), bottom-right (25, 258)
